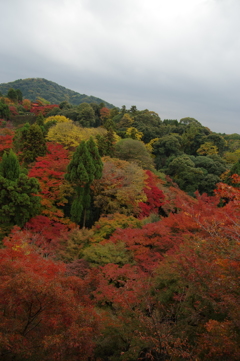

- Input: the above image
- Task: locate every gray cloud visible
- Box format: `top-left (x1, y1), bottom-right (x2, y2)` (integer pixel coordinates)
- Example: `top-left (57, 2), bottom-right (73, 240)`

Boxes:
top-left (1, 0), bottom-right (240, 133)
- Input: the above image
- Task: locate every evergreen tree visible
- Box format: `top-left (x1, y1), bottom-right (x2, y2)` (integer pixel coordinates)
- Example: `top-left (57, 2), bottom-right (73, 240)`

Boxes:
top-left (87, 137), bottom-right (103, 179)
top-left (0, 151), bottom-right (40, 239)
top-left (65, 139), bottom-right (102, 227)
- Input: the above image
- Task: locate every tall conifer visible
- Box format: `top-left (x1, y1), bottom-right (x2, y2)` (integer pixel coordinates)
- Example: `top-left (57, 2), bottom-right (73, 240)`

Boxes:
top-left (65, 139), bottom-right (102, 227)
top-left (0, 151), bottom-right (40, 239)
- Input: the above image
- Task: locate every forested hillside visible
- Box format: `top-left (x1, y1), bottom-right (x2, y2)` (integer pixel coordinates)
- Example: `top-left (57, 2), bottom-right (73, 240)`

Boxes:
top-left (0, 89), bottom-right (240, 361)
top-left (0, 78), bottom-right (115, 107)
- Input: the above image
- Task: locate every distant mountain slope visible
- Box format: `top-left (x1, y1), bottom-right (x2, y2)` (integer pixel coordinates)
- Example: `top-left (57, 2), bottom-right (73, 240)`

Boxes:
top-left (0, 78), bottom-right (115, 107)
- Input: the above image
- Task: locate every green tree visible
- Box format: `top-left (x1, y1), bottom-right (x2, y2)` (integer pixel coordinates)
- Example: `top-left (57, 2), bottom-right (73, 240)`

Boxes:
top-left (0, 151), bottom-right (40, 238)
top-left (65, 138), bottom-right (103, 227)
top-left (16, 89), bottom-right (23, 102)
top-left (59, 100), bottom-right (72, 110)
top-left (132, 109), bottom-right (162, 143)
top-left (179, 117), bottom-right (202, 126)
top-left (230, 159), bottom-right (240, 177)
top-left (163, 119), bottom-right (178, 126)
top-left (7, 88), bottom-right (18, 102)
top-left (166, 154), bottom-right (204, 195)
top-left (87, 136), bottom-right (103, 179)
top-left (77, 102), bottom-right (96, 127)
top-left (0, 100), bottom-right (10, 119)
top-left (0, 149), bottom-right (20, 180)
top-left (114, 138), bottom-right (154, 170)
top-left (13, 123), bottom-right (30, 154)
top-left (205, 134), bottom-right (227, 156)
top-left (181, 124), bottom-right (210, 155)
top-left (194, 155), bottom-right (226, 177)
top-left (103, 118), bottom-right (116, 131)
top-left (153, 134), bottom-right (183, 169)
top-left (96, 129), bottom-right (115, 157)
top-left (36, 113), bottom-right (45, 127)
top-left (21, 124), bottom-right (47, 164)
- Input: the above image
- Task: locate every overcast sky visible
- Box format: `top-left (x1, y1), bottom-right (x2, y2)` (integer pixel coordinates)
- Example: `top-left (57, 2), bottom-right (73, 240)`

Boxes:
top-left (1, 0), bottom-right (240, 133)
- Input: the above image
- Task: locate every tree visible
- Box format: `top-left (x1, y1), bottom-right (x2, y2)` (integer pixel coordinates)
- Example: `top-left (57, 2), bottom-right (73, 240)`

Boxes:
top-left (36, 112), bottom-right (45, 127)
top-left (131, 109), bottom-right (162, 143)
top-left (91, 213), bottom-right (142, 243)
top-left (0, 149), bottom-right (20, 180)
top-left (77, 102), bottom-right (96, 127)
top-left (181, 123), bottom-right (209, 155)
top-left (224, 159), bottom-right (240, 187)
top-left (193, 155), bottom-right (227, 194)
top-left (96, 128), bottom-right (116, 157)
top-left (0, 151), bottom-right (41, 237)
top-left (153, 134), bottom-right (183, 169)
top-left (44, 114), bottom-right (72, 124)
top-left (205, 133), bottom-right (227, 156)
top-left (100, 106), bottom-right (110, 123)
top-left (65, 138), bottom-right (103, 227)
top-left (87, 136), bottom-right (103, 179)
top-left (28, 142), bottom-right (73, 223)
top-left (116, 113), bottom-right (134, 130)
top-left (16, 89), bottom-right (23, 102)
top-left (138, 170), bottom-right (165, 218)
top-left (21, 123), bottom-right (47, 164)
top-left (46, 121), bottom-right (106, 150)
top-left (125, 126), bottom-right (143, 140)
top-left (82, 241), bottom-right (133, 267)
top-left (223, 149), bottom-right (240, 164)
top-left (0, 100), bottom-right (10, 119)
top-left (114, 138), bottom-right (154, 170)
top-left (59, 100), bottom-right (72, 110)
top-left (197, 141), bottom-right (218, 155)
top-left (179, 116), bottom-right (202, 126)
top-left (7, 88), bottom-right (18, 102)
top-left (22, 98), bottom-right (32, 111)
top-left (25, 215), bottom-right (71, 257)
top-left (166, 154), bottom-right (204, 195)
top-left (92, 157), bottom-right (146, 216)
top-left (0, 128), bottom-right (14, 158)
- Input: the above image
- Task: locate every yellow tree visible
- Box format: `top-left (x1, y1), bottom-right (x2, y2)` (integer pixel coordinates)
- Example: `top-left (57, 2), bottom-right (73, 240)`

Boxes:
top-left (118, 113), bottom-right (134, 128)
top-left (125, 127), bottom-right (143, 140)
top-left (197, 141), bottom-right (218, 156)
top-left (44, 115), bottom-right (72, 124)
top-left (47, 121), bottom-right (107, 151)
top-left (223, 149), bottom-right (240, 164)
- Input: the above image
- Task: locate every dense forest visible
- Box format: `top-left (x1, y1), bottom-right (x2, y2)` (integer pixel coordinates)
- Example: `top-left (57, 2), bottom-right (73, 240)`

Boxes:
top-left (0, 85), bottom-right (240, 361)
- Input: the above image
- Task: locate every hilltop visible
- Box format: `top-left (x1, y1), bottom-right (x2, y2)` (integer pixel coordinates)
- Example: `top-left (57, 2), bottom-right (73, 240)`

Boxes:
top-left (0, 78), bottom-right (115, 107)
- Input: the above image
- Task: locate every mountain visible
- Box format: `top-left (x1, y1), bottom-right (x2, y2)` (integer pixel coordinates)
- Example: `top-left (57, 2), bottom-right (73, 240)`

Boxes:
top-left (0, 78), bottom-right (115, 108)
